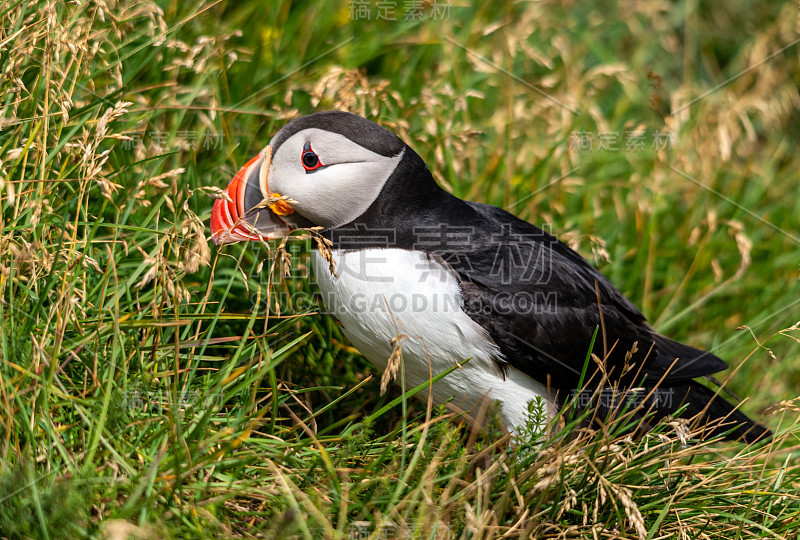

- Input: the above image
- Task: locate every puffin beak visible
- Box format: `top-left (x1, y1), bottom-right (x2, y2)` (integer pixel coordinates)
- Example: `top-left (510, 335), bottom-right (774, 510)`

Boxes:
top-left (210, 145), bottom-right (294, 245)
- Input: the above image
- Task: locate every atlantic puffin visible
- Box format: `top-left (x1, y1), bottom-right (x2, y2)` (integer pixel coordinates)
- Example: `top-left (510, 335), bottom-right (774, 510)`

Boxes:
top-left (210, 111), bottom-right (770, 442)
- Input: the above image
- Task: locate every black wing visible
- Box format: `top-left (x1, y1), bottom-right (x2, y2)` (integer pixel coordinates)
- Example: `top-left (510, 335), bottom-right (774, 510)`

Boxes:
top-left (443, 201), bottom-right (728, 392)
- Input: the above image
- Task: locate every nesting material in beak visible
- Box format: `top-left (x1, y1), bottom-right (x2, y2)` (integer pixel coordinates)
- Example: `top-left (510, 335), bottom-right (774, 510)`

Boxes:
top-left (210, 145), bottom-right (294, 245)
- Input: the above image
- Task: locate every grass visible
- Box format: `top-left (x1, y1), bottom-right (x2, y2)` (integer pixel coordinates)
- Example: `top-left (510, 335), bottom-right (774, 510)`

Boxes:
top-left (0, 0), bottom-right (799, 538)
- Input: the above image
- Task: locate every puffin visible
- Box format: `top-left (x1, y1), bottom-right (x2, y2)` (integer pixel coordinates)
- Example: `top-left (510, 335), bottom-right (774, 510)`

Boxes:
top-left (210, 111), bottom-right (770, 443)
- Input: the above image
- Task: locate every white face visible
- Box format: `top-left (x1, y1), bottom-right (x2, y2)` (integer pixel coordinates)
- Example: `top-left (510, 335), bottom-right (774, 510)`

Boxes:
top-left (267, 128), bottom-right (405, 229)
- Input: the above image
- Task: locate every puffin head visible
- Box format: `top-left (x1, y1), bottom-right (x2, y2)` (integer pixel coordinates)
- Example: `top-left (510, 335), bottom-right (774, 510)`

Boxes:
top-left (210, 111), bottom-right (407, 245)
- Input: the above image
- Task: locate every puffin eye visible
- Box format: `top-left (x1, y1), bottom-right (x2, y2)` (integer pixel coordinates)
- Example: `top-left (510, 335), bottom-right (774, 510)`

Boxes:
top-left (302, 151), bottom-right (319, 169)
top-left (301, 141), bottom-right (324, 172)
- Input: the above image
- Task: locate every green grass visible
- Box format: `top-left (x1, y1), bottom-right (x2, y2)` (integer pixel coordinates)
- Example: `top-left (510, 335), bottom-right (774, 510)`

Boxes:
top-left (1, 0), bottom-right (799, 538)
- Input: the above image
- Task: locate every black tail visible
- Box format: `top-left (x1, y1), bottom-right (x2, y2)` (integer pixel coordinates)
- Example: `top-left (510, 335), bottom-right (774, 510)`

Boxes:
top-left (584, 381), bottom-right (772, 443)
top-left (663, 382), bottom-right (772, 443)
top-left (632, 334), bottom-right (771, 443)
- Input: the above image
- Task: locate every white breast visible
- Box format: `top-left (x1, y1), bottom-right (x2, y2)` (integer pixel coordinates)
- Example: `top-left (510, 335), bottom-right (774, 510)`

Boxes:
top-left (311, 248), bottom-right (556, 432)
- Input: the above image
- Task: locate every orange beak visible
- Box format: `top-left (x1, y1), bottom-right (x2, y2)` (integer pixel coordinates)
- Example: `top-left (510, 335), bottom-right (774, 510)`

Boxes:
top-left (210, 146), bottom-right (294, 245)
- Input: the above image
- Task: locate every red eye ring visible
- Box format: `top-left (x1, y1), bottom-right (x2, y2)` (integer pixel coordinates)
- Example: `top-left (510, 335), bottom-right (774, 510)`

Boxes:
top-left (301, 142), bottom-right (324, 172)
